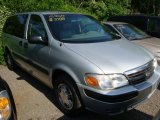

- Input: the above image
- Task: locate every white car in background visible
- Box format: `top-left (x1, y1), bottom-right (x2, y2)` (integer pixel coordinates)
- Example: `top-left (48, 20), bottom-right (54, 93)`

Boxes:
top-left (104, 22), bottom-right (160, 61)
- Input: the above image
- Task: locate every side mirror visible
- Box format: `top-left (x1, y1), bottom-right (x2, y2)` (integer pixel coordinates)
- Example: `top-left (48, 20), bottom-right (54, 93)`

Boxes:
top-left (28, 36), bottom-right (48, 45)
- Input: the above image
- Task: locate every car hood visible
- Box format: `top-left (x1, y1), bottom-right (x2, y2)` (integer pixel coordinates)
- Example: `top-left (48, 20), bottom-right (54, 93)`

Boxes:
top-left (64, 39), bottom-right (153, 74)
top-left (133, 37), bottom-right (160, 60)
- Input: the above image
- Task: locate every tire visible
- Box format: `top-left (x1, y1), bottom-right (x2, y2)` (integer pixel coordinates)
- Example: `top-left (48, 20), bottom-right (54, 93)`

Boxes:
top-left (54, 74), bottom-right (82, 117)
top-left (4, 50), bottom-right (16, 71)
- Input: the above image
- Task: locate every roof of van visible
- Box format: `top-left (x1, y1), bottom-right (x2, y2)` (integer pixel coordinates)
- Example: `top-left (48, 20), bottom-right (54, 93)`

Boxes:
top-left (13, 11), bottom-right (80, 15)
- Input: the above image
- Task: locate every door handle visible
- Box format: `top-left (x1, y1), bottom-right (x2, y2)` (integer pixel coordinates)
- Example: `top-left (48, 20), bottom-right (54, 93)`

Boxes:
top-left (24, 43), bottom-right (28, 48)
top-left (19, 41), bottom-right (23, 46)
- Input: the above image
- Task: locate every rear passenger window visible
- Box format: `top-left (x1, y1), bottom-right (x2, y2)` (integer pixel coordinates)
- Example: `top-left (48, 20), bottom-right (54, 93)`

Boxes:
top-left (3, 14), bottom-right (28, 38)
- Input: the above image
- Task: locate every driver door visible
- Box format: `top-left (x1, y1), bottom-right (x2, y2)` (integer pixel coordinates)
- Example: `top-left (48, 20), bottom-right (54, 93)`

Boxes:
top-left (24, 14), bottom-right (51, 86)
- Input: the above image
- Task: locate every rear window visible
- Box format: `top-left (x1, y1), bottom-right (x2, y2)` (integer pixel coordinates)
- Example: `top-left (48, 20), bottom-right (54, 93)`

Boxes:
top-left (108, 16), bottom-right (147, 31)
top-left (3, 14), bottom-right (28, 38)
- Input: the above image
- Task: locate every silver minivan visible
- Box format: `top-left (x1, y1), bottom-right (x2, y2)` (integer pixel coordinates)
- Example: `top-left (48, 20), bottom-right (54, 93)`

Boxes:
top-left (2, 12), bottom-right (160, 116)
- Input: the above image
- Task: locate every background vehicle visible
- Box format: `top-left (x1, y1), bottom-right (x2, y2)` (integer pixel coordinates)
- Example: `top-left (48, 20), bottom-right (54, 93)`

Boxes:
top-left (2, 12), bottom-right (160, 116)
top-left (0, 77), bottom-right (17, 120)
top-left (108, 15), bottom-right (160, 38)
top-left (104, 22), bottom-right (160, 61)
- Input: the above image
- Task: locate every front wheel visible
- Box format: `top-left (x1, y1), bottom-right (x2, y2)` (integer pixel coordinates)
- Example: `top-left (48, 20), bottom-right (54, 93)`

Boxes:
top-left (54, 75), bottom-right (82, 116)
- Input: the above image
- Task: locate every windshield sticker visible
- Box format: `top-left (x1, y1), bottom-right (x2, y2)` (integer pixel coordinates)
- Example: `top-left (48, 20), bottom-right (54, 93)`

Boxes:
top-left (49, 15), bottom-right (65, 21)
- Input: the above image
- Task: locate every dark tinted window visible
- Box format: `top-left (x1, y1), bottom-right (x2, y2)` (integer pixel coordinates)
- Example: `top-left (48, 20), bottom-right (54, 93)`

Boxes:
top-left (27, 15), bottom-right (47, 41)
top-left (3, 14), bottom-right (28, 38)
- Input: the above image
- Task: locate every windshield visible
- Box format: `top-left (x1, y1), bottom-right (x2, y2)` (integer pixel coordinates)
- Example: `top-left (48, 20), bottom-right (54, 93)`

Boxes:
top-left (44, 14), bottom-right (120, 43)
top-left (114, 24), bottom-right (151, 40)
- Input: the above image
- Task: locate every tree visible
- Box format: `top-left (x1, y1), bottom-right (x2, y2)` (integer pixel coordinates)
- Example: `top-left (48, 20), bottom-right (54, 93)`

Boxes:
top-left (131, 0), bottom-right (160, 15)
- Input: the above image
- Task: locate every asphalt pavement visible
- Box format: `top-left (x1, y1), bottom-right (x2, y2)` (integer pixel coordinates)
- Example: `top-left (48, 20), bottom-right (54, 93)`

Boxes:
top-left (0, 65), bottom-right (160, 120)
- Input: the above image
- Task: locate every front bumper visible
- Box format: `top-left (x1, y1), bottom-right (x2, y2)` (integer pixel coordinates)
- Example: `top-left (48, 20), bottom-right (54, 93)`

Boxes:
top-left (77, 66), bottom-right (160, 115)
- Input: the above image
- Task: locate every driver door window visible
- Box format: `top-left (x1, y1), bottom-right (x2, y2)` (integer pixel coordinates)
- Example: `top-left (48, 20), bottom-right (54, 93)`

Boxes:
top-left (27, 15), bottom-right (48, 42)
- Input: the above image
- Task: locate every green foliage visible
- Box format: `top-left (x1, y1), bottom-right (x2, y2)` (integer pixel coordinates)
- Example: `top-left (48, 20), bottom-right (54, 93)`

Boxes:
top-left (69, 0), bottom-right (130, 20)
top-left (0, 5), bottom-right (12, 65)
top-left (0, 6), bottom-right (12, 36)
top-left (1, 0), bottom-right (130, 19)
top-left (104, 0), bottom-right (129, 20)
top-left (131, 0), bottom-right (160, 15)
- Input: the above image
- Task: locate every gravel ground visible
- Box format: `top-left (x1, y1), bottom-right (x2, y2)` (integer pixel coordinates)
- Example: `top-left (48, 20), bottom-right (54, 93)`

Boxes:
top-left (0, 65), bottom-right (160, 120)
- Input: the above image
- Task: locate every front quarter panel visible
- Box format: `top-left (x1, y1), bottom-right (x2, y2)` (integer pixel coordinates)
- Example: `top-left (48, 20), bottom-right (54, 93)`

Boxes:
top-left (49, 40), bottom-right (104, 86)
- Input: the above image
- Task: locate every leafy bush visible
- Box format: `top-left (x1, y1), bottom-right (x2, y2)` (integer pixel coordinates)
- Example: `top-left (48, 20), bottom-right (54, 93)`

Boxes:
top-left (0, 6), bottom-right (12, 36)
top-left (82, 0), bottom-right (130, 20)
top-left (0, 6), bottom-right (12, 64)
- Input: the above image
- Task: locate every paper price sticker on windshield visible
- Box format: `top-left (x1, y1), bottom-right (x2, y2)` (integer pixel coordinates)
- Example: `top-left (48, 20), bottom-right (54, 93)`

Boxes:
top-left (49, 15), bottom-right (65, 21)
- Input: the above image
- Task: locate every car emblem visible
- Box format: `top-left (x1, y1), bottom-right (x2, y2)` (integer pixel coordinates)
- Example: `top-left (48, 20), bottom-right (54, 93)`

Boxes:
top-left (145, 70), bottom-right (151, 77)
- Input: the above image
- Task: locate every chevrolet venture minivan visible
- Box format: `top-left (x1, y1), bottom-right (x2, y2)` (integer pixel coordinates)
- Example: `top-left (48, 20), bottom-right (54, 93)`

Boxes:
top-left (2, 12), bottom-right (160, 116)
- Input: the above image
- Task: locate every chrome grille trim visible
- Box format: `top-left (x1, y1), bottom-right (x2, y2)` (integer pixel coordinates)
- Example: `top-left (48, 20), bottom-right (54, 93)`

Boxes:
top-left (124, 60), bottom-right (154, 85)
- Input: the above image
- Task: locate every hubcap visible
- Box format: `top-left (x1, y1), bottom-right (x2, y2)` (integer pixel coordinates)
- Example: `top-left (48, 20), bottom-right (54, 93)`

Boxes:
top-left (57, 84), bottom-right (73, 110)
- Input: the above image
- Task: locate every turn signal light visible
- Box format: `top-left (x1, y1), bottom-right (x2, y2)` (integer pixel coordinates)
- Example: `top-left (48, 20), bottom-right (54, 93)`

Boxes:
top-left (86, 76), bottom-right (99, 87)
top-left (0, 97), bottom-right (9, 110)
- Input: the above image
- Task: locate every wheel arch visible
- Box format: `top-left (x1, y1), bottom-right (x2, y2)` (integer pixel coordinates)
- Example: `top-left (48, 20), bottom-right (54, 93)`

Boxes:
top-left (51, 66), bottom-right (80, 87)
top-left (51, 67), bottom-right (84, 108)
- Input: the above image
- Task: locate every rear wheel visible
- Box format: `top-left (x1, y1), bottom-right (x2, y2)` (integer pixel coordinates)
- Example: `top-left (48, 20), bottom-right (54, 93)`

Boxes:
top-left (4, 50), bottom-right (16, 70)
top-left (54, 75), bottom-right (82, 116)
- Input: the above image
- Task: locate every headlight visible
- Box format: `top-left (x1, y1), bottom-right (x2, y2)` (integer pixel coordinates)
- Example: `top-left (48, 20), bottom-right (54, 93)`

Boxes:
top-left (0, 90), bottom-right (11, 120)
top-left (153, 58), bottom-right (158, 69)
top-left (85, 74), bottom-right (129, 90)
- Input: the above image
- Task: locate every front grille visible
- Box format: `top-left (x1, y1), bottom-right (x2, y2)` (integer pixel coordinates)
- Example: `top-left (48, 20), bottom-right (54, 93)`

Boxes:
top-left (125, 60), bottom-right (155, 85)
